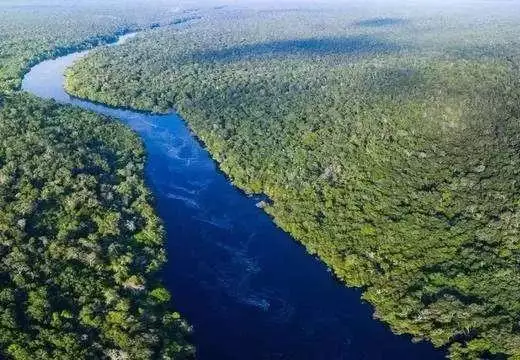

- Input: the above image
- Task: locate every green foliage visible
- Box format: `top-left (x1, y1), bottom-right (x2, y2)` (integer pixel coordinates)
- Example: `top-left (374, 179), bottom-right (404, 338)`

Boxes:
top-left (65, 5), bottom-right (520, 359)
top-left (150, 287), bottom-right (172, 304)
top-left (0, 94), bottom-right (194, 359)
top-left (0, 1), bottom-right (197, 359)
top-left (0, 0), bottom-right (188, 94)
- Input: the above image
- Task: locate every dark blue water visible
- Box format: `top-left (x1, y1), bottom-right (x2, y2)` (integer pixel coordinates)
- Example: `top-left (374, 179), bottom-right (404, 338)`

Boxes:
top-left (21, 33), bottom-right (444, 360)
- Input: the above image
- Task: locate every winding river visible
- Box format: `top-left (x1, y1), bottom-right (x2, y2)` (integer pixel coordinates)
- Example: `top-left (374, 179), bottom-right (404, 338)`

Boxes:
top-left (22, 32), bottom-right (444, 360)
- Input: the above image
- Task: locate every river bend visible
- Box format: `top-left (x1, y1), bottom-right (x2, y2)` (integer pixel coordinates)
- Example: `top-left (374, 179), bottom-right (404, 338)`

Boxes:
top-left (21, 32), bottom-right (443, 360)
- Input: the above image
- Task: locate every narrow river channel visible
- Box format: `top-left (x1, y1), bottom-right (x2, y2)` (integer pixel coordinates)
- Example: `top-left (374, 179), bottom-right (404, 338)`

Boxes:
top-left (21, 31), bottom-right (444, 360)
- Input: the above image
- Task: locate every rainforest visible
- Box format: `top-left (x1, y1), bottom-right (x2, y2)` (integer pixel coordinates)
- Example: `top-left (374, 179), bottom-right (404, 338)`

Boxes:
top-left (0, 1), bottom-right (194, 359)
top-left (3, 0), bottom-right (520, 359)
top-left (65, 3), bottom-right (520, 359)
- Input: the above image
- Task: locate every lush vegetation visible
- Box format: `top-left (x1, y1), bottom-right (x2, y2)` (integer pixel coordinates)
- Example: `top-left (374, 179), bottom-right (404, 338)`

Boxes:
top-left (65, 4), bottom-right (520, 359)
top-left (0, 0), bottom-right (190, 93)
top-left (0, 94), bottom-right (194, 360)
top-left (0, 1), bottom-right (197, 359)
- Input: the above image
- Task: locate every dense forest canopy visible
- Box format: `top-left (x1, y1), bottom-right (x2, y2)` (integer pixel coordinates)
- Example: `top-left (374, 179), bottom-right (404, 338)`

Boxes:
top-left (65, 3), bottom-right (520, 359)
top-left (0, 0), bottom-right (196, 93)
top-left (0, 1), bottom-right (199, 359)
top-left (0, 94), bottom-right (194, 360)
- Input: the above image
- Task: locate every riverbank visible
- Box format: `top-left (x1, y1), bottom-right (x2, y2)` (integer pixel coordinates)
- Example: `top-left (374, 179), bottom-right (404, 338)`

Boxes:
top-left (23, 25), bottom-right (444, 359)
top-left (62, 5), bottom-right (520, 358)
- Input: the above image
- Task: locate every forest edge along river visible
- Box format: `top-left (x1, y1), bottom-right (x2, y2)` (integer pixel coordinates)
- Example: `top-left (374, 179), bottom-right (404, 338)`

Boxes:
top-left (21, 28), bottom-right (445, 360)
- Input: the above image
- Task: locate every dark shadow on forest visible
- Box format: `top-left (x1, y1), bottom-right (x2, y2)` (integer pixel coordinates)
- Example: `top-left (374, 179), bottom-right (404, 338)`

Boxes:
top-left (449, 43), bottom-right (520, 61)
top-left (189, 35), bottom-right (402, 63)
top-left (359, 66), bottom-right (427, 100)
top-left (355, 18), bottom-right (408, 27)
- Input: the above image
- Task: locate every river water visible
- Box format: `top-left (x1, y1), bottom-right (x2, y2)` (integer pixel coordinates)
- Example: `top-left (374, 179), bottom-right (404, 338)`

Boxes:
top-left (21, 33), bottom-right (444, 360)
